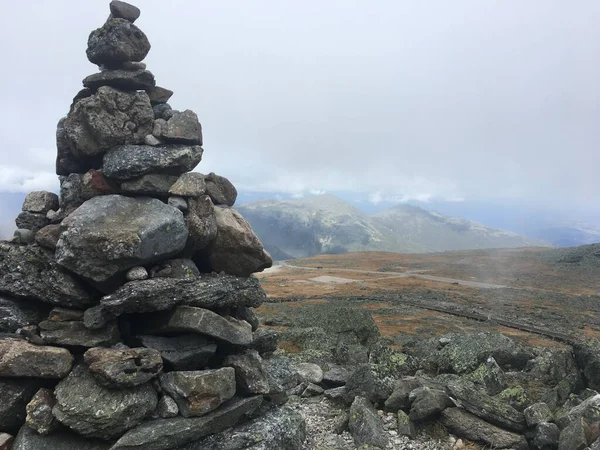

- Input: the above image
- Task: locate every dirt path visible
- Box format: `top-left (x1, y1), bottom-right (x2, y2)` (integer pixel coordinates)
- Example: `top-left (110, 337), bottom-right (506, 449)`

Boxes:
top-left (281, 262), bottom-right (508, 289)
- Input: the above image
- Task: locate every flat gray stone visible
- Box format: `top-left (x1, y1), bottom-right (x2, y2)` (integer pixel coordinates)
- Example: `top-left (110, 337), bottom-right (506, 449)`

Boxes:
top-left (12, 426), bottom-right (110, 450)
top-left (120, 174), bottom-right (179, 196)
top-left (83, 69), bottom-right (155, 91)
top-left (161, 110), bottom-right (202, 145)
top-left (0, 338), bottom-right (73, 379)
top-left (147, 86), bottom-right (173, 104)
top-left (348, 396), bottom-right (389, 449)
top-left (109, 1), bottom-right (141, 23)
top-left (15, 212), bottom-right (48, 232)
top-left (224, 350), bottom-right (270, 394)
top-left (130, 334), bottom-right (217, 371)
top-left (169, 172), bottom-right (206, 197)
top-left (84, 347), bottom-right (163, 387)
top-left (56, 195), bottom-right (188, 282)
top-left (0, 296), bottom-right (49, 333)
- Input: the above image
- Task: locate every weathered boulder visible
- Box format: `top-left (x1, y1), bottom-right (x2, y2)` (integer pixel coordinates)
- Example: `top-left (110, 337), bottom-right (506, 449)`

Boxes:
top-left (251, 328), bottom-right (278, 355)
top-left (39, 307), bottom-right (120, 347)
top-left (110, 396), bottom-right (263, 450)
top-left (293, 362), bottom-right (324, 385)
top-left (558, 417), bottom-right (590, 450)
top-left (233, 306), bottom-right (259, 332)
top-left (147, 86), bottom-right (173, 104)
top-left (205, 173), bottom-right (237, 206)
top-left (109, 1), bottom-right (141, 23)
top-left (65, 86), bottom-right (153, 157)
top-left (83, 69), bottom-right (155, 91)
top-left (157, 395), bottom-right (179, 418)
top-left (527, 348), bottom-right (583, 396)
top-left (169, 172), bottom-right (206, 197)
top-left (56, 195), bottom-right (188, 282)
top-left (12, 426), bottom-right (110, 450)
top-left (0, 339), bottom-right (73, 378)
top-left (52, 364), bottom-right (158, 440)
top-left (130, 334), bottom-right (217, 371)
top-left (441, 408), bottom-right (529, 450)
top-left (446, 380), bottom-right (527, 432)
top-left (0, 296), bottom-right (49, 333)
top-left (199, 207), bottom-right (272, 277)
top-left (262, 355), bottom-right (300, 395)
top-left (408, 387), bottom-right (454, 422)
top-left (87, 18), bottom-right (150, 67)
top-left (25, 388), bottom-right (57, 435)
top-left (384, 377), bottom-right (422, 412)
top-left (160, 110), bottom-right (202, 145)
top-left (301, 383), bottom-right (324, 397)
top-left (102, 144), bottom-right (203, 180)
top-left (178, 404), bottom-right (305, 450)
top-left (84, 347), bottom-right (163, 387)
top-left (573, 339), bottom-right (600, 391)
top-left (0, 379), bottom-right (42, 433)
top-left (35, 224), bottom-right (63, 250)
top-left (120, 174), bottom-right (179, 196)
top-left (348, 396), bottom-right (389, 449)
top-left (534, 422), bottom-right (560, 450)
top-left (323, 365), bottom-right (351, 387)
top-left (344, 364), bottom-right (393, 406)
top-left (133, 306), bottom-right (253, 346)
top-left (524, 402), bottom-right (553, 427)
top-left (126, 266), bottom-right (148, 281)
top-left (149, 259), bottom-right (200, 280)
top-left (184, 196), bottom-right (217, 254)
top-left (464, 357), bottom-right (506, 396)
top-left (160, 368), bottom-right (236, 417)
top-left (397, 410), bottom-right (417, 439)
top-left (100, 274), bottom-right (265, 315)
top-left (224, 350), bottom-right (270, 394)
top-left (15, 212), bottom-right (49, 232)
top-left (12, 229), bottom-right (35, 245)
top-left (22, 191), bottom-right (59, 214)
top-left (56, 117), bottom-right (97, 175)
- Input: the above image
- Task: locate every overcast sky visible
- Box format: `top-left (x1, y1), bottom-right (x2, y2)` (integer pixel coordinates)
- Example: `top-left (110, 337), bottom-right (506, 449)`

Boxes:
top-left (1, 1), bottom-right (599, 217)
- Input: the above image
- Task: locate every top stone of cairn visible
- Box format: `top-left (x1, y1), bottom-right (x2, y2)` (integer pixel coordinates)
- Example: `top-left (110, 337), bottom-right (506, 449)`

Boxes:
top-left (110, 0), bottom-right (141, 23)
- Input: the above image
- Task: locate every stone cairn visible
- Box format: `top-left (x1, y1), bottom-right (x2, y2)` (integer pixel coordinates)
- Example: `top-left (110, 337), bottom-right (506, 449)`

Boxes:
top-left (0, 2), bottom-right (283, 449)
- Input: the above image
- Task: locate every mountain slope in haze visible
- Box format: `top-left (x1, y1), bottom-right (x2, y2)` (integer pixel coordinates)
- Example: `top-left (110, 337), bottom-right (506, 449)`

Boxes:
top-left (238, 194), bottom-right (549, 258)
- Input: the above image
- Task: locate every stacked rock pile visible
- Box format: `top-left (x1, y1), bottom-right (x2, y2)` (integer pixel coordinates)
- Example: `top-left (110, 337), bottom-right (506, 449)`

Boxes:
top-left (0, 2), bottom-right (290, 449)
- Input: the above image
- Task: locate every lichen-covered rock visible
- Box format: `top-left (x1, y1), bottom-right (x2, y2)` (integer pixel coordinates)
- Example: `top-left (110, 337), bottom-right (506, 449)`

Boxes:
top-left (262, 355), bottom-right (300, 395)
top-left (558, 417), bottom-right (590, 450)
top-left (133, 306), bottom-right (253, 346)
top-left (348, 396), bottom-right (389, 449)
top-left (52, 364), bottom-right (158, 440)
top-left (39, 307), bottom-right (120, 348)
top-left (160, 369), bottom-right (236, 417)
top-left (199, 207), bottom-right (272, 277)
top-left (441, 408), bottom-right (529, 450)
top-left (205, 173), bottom-right (237, 206)
top-left (0, 296), bottom-right (49, 333)
top-left (524, 402), bottom-right (553, 427)
top-left (56, 195), bottom-right (188, 282)
top-left (64, 86), bottom-right (153, 157)
top-left (149, 258), bottom-right (199, 280)
top-left (100, 274), bottom-right (265, 315)
top-left (573, 339), bottom-right (600, 392)
top-left (384, 377), bottom-right (422, 412)
top-left (534, 422), bottom-right (560, 450)
top-left (0, 379), bottom-right (42, 433)
top-left (161, 110), bottom-right (202, 145)
top-left (102, 144), bottom-right (203, 180)
top-left (87, 18), bottom-right (150, 67)
top-left (22, 191), bottom-right (59, 214)
top-left (130, 334), bottom-right (217, 371)
top-left (408, 387), bottom-right (454, 422)
top-left (169, 172), bottom-right (206, 197)
top-left (25, 388), bottom-right (57, 435)
top-left (0, 338), bottom-right (73, 378)
top-left (84, 347), bottom-right (163, 387)
top-left (464, 357), bottom-right (506, 396)
top-left (110, 396), bottom-right (263, 450)
top-left (83, 69), bottom-right (155, 91)
top-left (293, 362), bottom-right (323, 385)
top-left (344, 364), bottom-right (393, 406)
top-left (224, 350), bottom-right (270, 394)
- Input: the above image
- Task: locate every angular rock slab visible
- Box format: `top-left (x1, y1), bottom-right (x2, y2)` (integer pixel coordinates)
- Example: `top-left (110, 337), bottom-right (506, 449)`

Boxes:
top-left (169, 172), bottom-right (206, 197)
top-left (83, 69), bottom-right (155, 91)
top-left (22, 191), bottom-right (59, 214)
top-left (65, 86), bottom-right (153, 157)
top-left (135, 306), bottom-right (253, 346)
top-left (348, 396), bottom-right (390, 449)
top-left (0, 379), bottom-right (42, 433)
top-left (201, 207), bottom-right (272, 277)
top-left (15, 212), bottom-right (48, 232)
top-left (130, 334), bottom-right (217, 371)
top-left (110, 396), bottom-right (263, 450)
top-left (441, 408), bottom-right (529, 450)
top-left (87, 18), bottom-right (150, 67)
top-left (0, 339), bottom-right (73, 379)
top-left (184, 196), bottom-right (217, 254)
top-left (53, 365), bottom-right (158, 440)
top-left (102, 144), bottom-right (203, 180)
top-left (0, 296), bottom-right (49, 333)
top-left (120, 174), bottom-right (179, 196)
top-left (100, 274), bottom-right (265, 316)
top-left (25, 388), bottom-right (57, 435)
top-left (224, 350), bottom-right (270, 394)
top-left (84, 347), bottom-right (163, 387)
top-left (160, 368), bottom-right (236, 417)
top-left (205, 173), bottom-right (237, 206)
top-left (161, 110), bottom-right (202, 145)
top-left (56, 195), bottom-right (188, 282)
top-left (13, 425), bottom-right (110, 450)
top-left (179, 404), bottom-right (306, 450)
top-left (39, 307), bottom-right (120, 347)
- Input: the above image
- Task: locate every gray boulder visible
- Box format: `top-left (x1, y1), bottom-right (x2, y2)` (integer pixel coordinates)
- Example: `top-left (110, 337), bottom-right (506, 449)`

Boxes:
top-left (56, 195), bottom-right (188, 282)
top-left (12, 229), bottom-right (35, 245)
top-left (133, 306), bottom-right (253, 346)
top-left (160, 368), bottom-right (236, 417)
top-left (524, 403), bottom-right (553, 427)
top-left (558, 417), bottom-right (589, 450)
top-left (0, 243), bottom-right (95, 308)
top-left (409, 387), bottom-right (454, 422)
top-left (179, 404), bottom-right (306, 450)
top-left (56, 117), bottom-right (96, 175)
top-left (161, 110), bottom-right (203, 145)
top-left (83, 69), bottom-right (155, 91)
top-left (0, 338), bottom-right (73, 378)
top-left (262, 355), bottom-right (300, 394)
top-left (534, 422), bottom-right (560, 450)
top-left (12, 426), bottom-right (110, 450)
top-left (149, 258), bottom-right (200, 280)
top-left (84, 347), bottom-right (163, 387)
top-left (15, 211), bottom-right (48, 232)
top-left (35, 224), bottom-right (63, 250)
top-left (224, 350), bottom-right (270, 394)
top-left (205, 172), bottom-right (237, 206)
top-left (293, 362), bottom-right (324, 385)
top-left (0, 379), bottom-right (42, 433)
top-left (384, 377), bottom-right (422, 412)
top-left (0, 433), bottom-right (13, 450)
top-left (87, 18), bottom-right (150, 67)
top-left (65, 86), bottom-right (153, 156)
top-left (157, 395), bottom-right (179, 418)
top-left (323, 365), bottom-right (351, 387)
top-left (130, 334), bottom-right (217, 371)
top-left (25, 388), bottom-right (57, 435)
top-left (464, 357), bottom-right (506, 395)
top-left (396, 410), bottom-right (417, 439)
top-left (120, 174), bottom-right (179, 196)
top-left (184, 196), bottom-right (217, 254)
top-left (100, 274), bottom-right (265, 315)
top-left (344, 364), bottom-right (393, 406)
top-left (110, 396), bottom-right (263, 450)
top-left (200, 207), bottom-right (272, 277)
top-left (573, 339), bottom-right (600, 391)
top-left (169, 172), bottom-right (206, 197)
top-left (348, 396), bottom-right (389, 449)
top-left (147, 86), bottom-right (173, 104)
top-left (251, 328), bottom-right (279, 355)
top-left (441, 407), bottom-right (529, 450)
top-left (0, 296), bottom-right (49, 333)
top-left (109, 1), bottom-right (141, 22)
top-left (39, 307), bottom-right (120, 347)
top-left (102, 144), bottom-right (203, 180)
top-left (52, 364), bottom-right (158, 440)
top-left (22, 191), bottom-right (59, 214)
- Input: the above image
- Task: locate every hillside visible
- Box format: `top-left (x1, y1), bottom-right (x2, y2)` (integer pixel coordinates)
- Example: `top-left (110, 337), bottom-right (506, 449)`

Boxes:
top-left (238, 194), bottom-right (548, 258)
